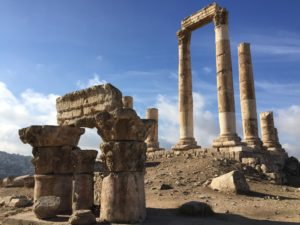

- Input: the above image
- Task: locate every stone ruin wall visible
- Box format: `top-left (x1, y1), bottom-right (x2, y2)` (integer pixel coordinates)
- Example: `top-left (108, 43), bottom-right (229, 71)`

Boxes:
top-left (56, 84), bottom-right (123, 127)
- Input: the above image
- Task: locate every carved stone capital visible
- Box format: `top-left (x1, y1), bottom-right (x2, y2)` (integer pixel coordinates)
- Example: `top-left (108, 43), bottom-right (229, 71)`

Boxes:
top-left (72, 150), bottom-right (98, 174)
top-left (177, 29), bottom-right (191, 45)
top-left (95, 108), bottom-right (154, 142)
top-left (213, 8), bottom-right (228, 26)
top-left (19, 125), bottom-right (84, 147)
top-left (101, 141), bottom-right (146, 172)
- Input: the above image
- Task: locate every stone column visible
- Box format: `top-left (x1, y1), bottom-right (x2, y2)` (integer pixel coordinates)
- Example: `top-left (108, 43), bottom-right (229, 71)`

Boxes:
top-left (212, 8), bottom-right (241, 148)
top-left (260, 112), bottom-right (284, 153)
top-left (238, 43), bottom-right (262, 148)
top-left (72, 150), bottom-right (97, 212)
top-left (19, 125), bottom-right (84, 215)
top-left (122, 96), bottom-right (133, 108)
top-left (96, 108), bottom-right (150, 223)
top-left (145, 108), bottom-right (162, 152)
top-left (173, 29), bottom-right (198, 150)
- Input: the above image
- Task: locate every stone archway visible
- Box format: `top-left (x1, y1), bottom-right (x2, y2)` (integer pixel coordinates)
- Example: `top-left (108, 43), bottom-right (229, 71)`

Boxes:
top-left (173, 3), bottom-right (241, 150)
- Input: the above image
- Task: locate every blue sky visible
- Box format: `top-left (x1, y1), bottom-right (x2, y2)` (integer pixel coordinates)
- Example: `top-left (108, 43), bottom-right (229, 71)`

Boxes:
top-left (0, 0), bottom-right (299, 158)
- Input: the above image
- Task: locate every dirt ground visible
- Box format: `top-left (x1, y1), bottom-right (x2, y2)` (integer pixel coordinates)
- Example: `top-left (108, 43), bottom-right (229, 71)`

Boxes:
top-left (1, 153), bottom-right (300, 224)
top-left (144, 154), bottom-right (300, 224)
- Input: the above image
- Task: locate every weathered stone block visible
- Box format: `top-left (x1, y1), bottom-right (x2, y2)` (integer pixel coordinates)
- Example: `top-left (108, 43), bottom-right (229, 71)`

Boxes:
top-left (101, 141), bottom-right (146, 172)
top-left (210, 170), bottom-right (249, 194)
top-left (56, 84), bottom-right (123, 126)
top-left (32, 146), bottom-right (75, 175)
top-left (72, 174), bottom-right (94, 211)
top-left (69, 210), bottom-right (96, 225)
top-left (33, 196), bottom-right (60, 219)
top-left (19, 125), bottom-right (84, 147)
top-left (95, 108), bottom-right (153, 142)
top-left (72, 150), bottom-right (98, 174)
top-left (34, 175), bottom-right (72, 214)
top-left (100, 172), bottom-right (146, 223)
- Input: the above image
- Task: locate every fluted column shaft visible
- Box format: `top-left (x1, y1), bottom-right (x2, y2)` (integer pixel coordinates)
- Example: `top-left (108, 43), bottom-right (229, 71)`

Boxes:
top-left (213, 9), bottom-right (241, 147)
top-left (260, 111), bottom-right (283, 152)
top-left (238, 43), bottom-right (262, 148)
top-left (145, 108), bottom-right (160, 152)
top-left (173, 29), bottom-right (198, 150)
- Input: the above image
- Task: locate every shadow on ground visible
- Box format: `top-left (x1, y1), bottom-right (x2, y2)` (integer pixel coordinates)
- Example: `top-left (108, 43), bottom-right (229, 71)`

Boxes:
top-left (137, 208), bottom-right (299, 225)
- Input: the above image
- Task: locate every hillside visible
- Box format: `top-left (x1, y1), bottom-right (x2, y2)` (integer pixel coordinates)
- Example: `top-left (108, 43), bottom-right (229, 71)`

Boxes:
top-left (0, 151), bottom-right (33, 179)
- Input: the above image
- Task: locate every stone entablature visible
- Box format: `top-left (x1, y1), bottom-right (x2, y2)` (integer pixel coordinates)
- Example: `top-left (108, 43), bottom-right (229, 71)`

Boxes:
top-left (56, 84), bottom-right (122, 126)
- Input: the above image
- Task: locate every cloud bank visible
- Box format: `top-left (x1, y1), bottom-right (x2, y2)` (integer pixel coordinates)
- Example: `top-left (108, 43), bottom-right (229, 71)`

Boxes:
top-left (0, 78), bottom-right (299, 159)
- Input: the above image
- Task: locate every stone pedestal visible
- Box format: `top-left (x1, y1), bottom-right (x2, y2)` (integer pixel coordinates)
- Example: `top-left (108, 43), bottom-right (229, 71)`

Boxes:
top-left (145, 108), bottom-right (162, 152)
top-left (173, 29), bottom-right (198, 151)
top-left (72, 150), bottom-right (97, 211)
top-left (260, 112), bottom-right (285, 154)
top-left (19, 125), bottom-right (84, 215)
top-left (238, 43), bottom-right (262, 148)
top-left (96, 108), bottom-right (149, 223)
top-left (212, 9), bottom-right (241, 148)
top-left (122, 96), bottom-right (133, 108)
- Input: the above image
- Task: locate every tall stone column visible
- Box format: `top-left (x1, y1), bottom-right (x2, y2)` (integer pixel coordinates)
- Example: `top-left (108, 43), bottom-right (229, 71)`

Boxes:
top-left (238, 43), bottom-right (262, 148)
top-left (123, 96), bottom-right (133, 108)
top-left (72, 150), bottom-right (98, 212)
top-left (97, 108), bottom-right (151, 223)
top-left (173, 29), bottom-right (198, 150)
top-left (212, 8), bottom-right (241, 148)
top-left (19, 125), bottom-right (84, 215)
top-left (260, 112), bottom-right (284, 153)
top-left (145, 108), bottom-right (162, 152)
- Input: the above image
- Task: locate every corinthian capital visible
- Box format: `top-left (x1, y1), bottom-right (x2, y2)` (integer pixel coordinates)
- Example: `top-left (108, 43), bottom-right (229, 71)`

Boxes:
top-left (213, 8), bottom-right (228, 26)
top-left (177, 29), bottom-right (191, 45)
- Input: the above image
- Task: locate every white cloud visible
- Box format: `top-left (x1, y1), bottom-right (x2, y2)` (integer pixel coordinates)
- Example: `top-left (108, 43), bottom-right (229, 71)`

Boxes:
top-left (156, 92), bottom-right (218, 149)
top-left (202, 66), bottom-right (212, 74)
top-left (0, 81), bottom-right (102, 156)
top-left (96, 55), bottom-right (103, 61)
top-left (276, 105), bottom-right (300, 159)
top-left (0, 82), bottom-right (58, 155)
top-left (76, 73), bottom-right (107, 89)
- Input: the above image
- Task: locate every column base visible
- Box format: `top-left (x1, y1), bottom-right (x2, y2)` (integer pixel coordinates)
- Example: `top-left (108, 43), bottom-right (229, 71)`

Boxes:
top-left (242, 137), bottom-right (263, 150)
top-left (172, 138), bottom-right (200, 151)
top-left (212, 133), bottom-right (242, 148)
top-left (146, 142), bottom-right (164, 152)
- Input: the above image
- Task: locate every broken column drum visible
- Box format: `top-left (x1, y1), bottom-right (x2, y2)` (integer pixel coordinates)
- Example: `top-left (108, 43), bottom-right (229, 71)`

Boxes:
top-left (238, 43), bottom-right (262, 148)
top-left (122, 96), bottom-right (133, 108)
top-left (19, 125), bottom-right (85, 215)
top-left (260, 111), bottom-right (284, 153)
top-left (72, 150), bottom-right (98, 212)
top-left (145, 108), bottom-right (161, 152)
top-left (97, 108), bottom-right (152, 223)
top-left (173, 3), bottom-right (241, 150)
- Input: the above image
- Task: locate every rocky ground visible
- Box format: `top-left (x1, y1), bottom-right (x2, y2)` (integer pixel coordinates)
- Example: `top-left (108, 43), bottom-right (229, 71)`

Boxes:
top-left (1, 151), bottom-right (300, 224)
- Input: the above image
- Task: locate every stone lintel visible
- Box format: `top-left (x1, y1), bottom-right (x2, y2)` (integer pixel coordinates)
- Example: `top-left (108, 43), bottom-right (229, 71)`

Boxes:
top-left (56, 83), bottom-right (123, 126)
top-left (181, 3), bottom-right (219, 30)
